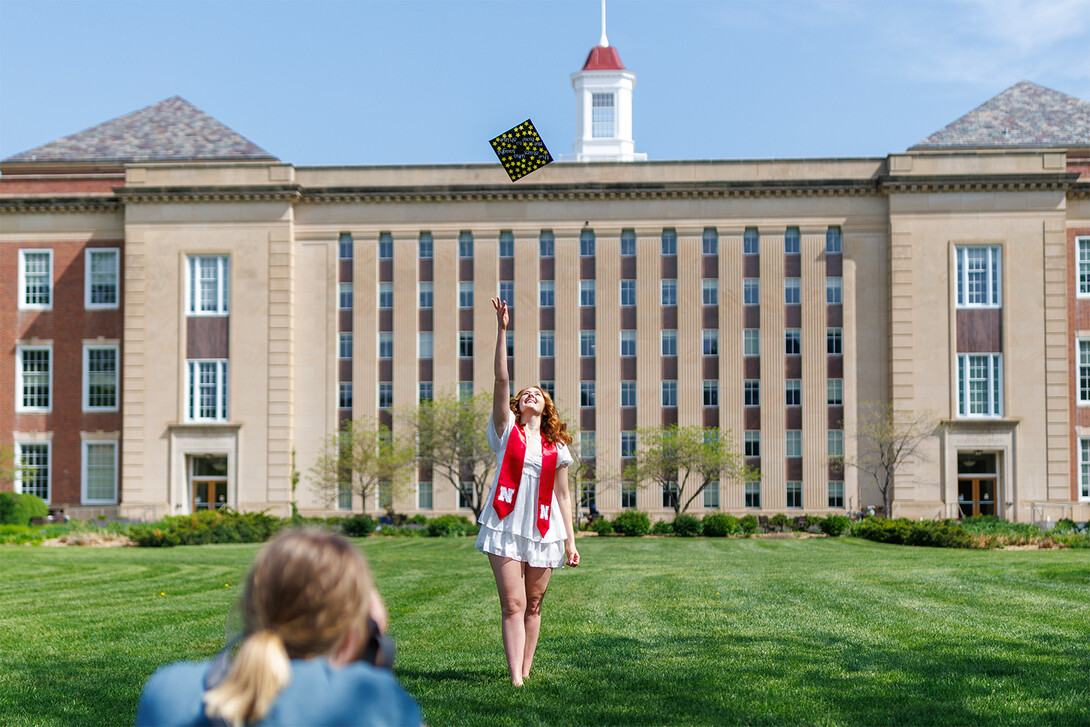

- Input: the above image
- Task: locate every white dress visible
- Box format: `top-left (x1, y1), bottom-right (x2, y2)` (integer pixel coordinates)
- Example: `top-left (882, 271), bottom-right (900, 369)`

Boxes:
top-left (475, 414), bottom-right (574, 568)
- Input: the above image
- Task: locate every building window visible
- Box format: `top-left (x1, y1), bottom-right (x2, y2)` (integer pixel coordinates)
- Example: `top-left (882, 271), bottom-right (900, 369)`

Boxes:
top-left (1080, 438), bottom-right (1090, 501)
top-left (453, 482), bottom-right (471, 508)
top-left (339, 382), bottom-right (352, 409)
top-left (786, 379), bottom-right (801, 406)
top-left (336, 480), bottom-right (353, 510)
top-left (743, 228), bottom-right (759, 255)
top-left (827, 328), bottom-right (843, 355)
top-left (661, 279), bottom-right (678, 306)
top-left (419, 282), bottom-right (433, 309)
top-left (82, 440), bottom-right (117, 504)
top-left (339, 233), bottom-right (354, 260)
top-left (539, 380), bottom-right (554, 398)
top-left (620, 431), bottom-right (636, 457)
top-left (83, 346), bottom-right (118, 411)
top-left (458, 282), bottom-right (473, 308)
top-left (580, 229), bottom-right (596, 257)
top-left (378, 282), bottom-right (393, 309)
top-left (786, 430), bottom-right (802, 458)
top-left (958, 353), bottom-right (1003, 417)
top-left (703, 329), bottom-right (719, 356)
top-left (539, 230), bottom-right (555, 257)
top-left (703, 380), bottom-right (719, 407)
top-left (187, 255), bottom-right (230, 315)
top-left (458, 332), bottom-right (473, 358)
top-left (662, 482), bottom-right (679, 509)
top-left (828, 378), bottom-right (844, 406)
top-left (620, 229), bottom-right (636, 256)
top-left (580, 280), bottom-right (596, 307)
top-left (458, 382), bottom-right (474, 401)
top-left (591, 92), bottom-right (615, 138)
top-left (1079, 238), bottom-right (1090, 297)
top-left (702, 279), bottom-right (718, 306)
top-left (620, 381), bottom-right (637, 408)
top-left (419, 331), bottom-right (434, 359)
top-left (418, 481), bottom-right (434, 510)
top-left (956, 246), bottom-right (1001, 307)
top-left (828, 430), bottom-right (844, 458)
top-left (662, 381), bottom-right (678, 407)
top-left (826, 227), bottom-right (842, 254)
top-left (744, 481), bottom-right (761, 508)
top-left (1079, 339), bottom-right (1090, 404)
top-left (339, 332), bottom-right (353, 360)
top-left (378, 382), bottom-right (393, 410)
top-left (744, 380), bottom-right (760, 407)
top-left (580, 330), bottom-right (596, 357)
top-left (826, 277), bottom-right (843, 305)
top-left (378, 332), bottom-right (393, 359)
top-left (828, 481), bottom-right (845, 508)
top-left (744, 431), bottom-right (760, 458)
top-left (786, 481), bottom-right (803, 508)
top-left (785, 329), bottom-right (801, 355)
top-left (743, 329), bottom-right (759, 357)
top-left (702, 228), bottom-right (718, 256)
top-left (186, 359), bottom-right (228, 422)
top-left (785, 227), bottom-right (800, 255)
top-left (419, 382), bottom-right (433, 403)
top-left (620, 280), bottom-right (636, 306)
top-left (85, 248), bottom-right (119, 309)
top-left (620, 330), bottom-right (636, 357)
top-left (580, 431), bottom-right (596, 460)
top-left (621, 481), bottom-right (637, 508)
top-left (580, 480), bottom-right (597, 509)
top-left (378, 233), bottom-right (393, 259)
top-left (539, 280), bottom-right (555, 308)
top-left (539, 331), bottom-right (555, 358)
top-left (499, 281), bottom-right (515, 305)
top-left (18, 249), bottom-right (52, 310)
top-left (785, 278), bottom-right (801, 305)
top-left (743, 278), bottom-right (759, 306)
top-left (418, 232), bottom-right (433, 259)
top-left (499, 231), bottom-right (514, 258)
top-left (703, 481), bottom-right (720, 508)
top-left (339, 283), bottom-right (353, 310)
top-left (661, 229), bottom-right (677, 256)
top-left (458, 231), bottom-right (474, 258)
top-left (16, 346), bottom-right (51, 412)
top-left (661, 330), bottom-right (678, 357)
top-left (15, 442), bottom-right (50, 502)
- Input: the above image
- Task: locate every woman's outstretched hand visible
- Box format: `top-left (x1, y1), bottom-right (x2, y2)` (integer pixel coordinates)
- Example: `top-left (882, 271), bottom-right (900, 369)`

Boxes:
top-left (492, 296), bottom-right (509, 330)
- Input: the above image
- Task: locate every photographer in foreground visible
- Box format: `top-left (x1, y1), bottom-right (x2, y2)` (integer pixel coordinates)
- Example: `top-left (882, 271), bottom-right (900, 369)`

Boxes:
top-left (135, 529), bottom-right (421, 727)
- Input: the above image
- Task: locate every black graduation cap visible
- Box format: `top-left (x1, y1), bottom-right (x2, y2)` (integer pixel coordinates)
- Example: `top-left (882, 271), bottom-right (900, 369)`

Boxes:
top-left (489, 119), bottom-right (553, 182)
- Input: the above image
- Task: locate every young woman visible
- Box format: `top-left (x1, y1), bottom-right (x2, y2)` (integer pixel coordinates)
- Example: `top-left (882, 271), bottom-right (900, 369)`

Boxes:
top-left (135, 529), bottom-right (421, 726)
top-left (475, 297), bottom-right (580, 686)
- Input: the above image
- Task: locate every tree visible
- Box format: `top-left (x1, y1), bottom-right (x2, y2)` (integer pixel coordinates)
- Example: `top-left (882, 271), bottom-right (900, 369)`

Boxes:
top-left (405, 391), bottom-right (498, 519)
top-left (0, 445), bottom-right (17, 488)
top-left (834, 402), bottom-right (938, 518)
top-left (309, 418), bottom-right (415, 515)
top-left (623, 425), bottom-right (755, 516)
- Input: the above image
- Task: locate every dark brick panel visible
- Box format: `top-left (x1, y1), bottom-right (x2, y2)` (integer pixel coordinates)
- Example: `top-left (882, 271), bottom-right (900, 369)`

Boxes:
top-left (187, 317), bottom-right (229, 359)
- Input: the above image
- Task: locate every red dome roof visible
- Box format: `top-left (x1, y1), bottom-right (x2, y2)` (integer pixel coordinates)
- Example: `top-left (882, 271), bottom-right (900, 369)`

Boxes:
top-left (582, 45), bottom-right (625, 71)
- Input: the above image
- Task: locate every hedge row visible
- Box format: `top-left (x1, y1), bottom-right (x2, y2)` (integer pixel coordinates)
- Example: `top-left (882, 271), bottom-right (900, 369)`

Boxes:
top-left (589, 511), bottom-right (854, 538)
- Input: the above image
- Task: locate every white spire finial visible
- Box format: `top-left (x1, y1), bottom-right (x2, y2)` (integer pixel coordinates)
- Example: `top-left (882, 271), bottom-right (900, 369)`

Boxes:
top-left (599, 0), bottom-right (609, 47)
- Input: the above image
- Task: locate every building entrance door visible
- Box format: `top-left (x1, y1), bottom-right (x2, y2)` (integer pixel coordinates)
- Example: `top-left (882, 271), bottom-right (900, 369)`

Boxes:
top-left (957, 478), bottom-right (996, 517)
top-left (190, 454), bottom-right (228, 513)
top-left (193, 481), bottom-right (227, 511)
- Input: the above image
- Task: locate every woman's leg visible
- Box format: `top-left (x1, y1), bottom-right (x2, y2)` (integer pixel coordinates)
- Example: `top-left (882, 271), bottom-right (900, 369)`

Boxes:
top-left (521, 565), bottom-right (553, 679)
top-left (488, 554), bottom-right (527, 685)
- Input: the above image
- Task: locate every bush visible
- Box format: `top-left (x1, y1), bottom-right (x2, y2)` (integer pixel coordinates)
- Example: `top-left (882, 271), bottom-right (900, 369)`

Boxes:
top-left (124, 510), bottom-right (283, 547)
top-left (588, 517), bottom-right (614, 535)
top-left (342, 515), bottom-right (377, 537)
top-left (820, 515), bottom-right (852, 537)
top-left (672, 514), bottom-right (702, 537)
top-left (612, 510), bottom-right (651, 537)
top-left (853, 518), bottom-right (973, 549)
top-left (377, 524), bottom-right (425, 537)
top-left (651, 519), bottom-right (674, 535)
top-left (702, 513), bottom-right (740, 537)
top-left (425, 514), bottom-right (478, 537)
top-left (406, 514), bottom-right (429, 526)
top-left (739, 514), bottom-right (758, 535)
top-left (768, 513), bottom-right (789, 532)
top-left (0, 523), bottom-right (70, 545)
top-left (1052, 518), bottom-right (1078, 534)
top-left (0, 492), bottom-right (49, 526)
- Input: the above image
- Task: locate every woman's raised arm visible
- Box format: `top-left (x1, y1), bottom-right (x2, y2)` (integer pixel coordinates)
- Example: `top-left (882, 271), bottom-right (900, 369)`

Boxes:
top-left (491, 297), bottom-right (511, 438)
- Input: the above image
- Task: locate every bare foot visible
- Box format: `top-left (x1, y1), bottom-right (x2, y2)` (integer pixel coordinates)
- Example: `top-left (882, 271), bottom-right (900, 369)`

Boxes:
top-left (511, 677), bottom-right (524, 687)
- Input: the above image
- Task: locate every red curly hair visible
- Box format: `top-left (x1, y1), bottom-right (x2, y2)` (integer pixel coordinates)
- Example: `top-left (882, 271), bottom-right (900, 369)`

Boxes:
top-left (509, 386), bottom-right (573, 446)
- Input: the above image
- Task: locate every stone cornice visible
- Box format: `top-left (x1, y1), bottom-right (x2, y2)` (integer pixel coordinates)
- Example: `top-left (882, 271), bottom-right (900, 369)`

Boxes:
top-left (0, 196), bottom-right (122, 214)
top-left (115, 185), bottom-right (303, 204)
top-left (879, 173), bottom-right (1077, 194)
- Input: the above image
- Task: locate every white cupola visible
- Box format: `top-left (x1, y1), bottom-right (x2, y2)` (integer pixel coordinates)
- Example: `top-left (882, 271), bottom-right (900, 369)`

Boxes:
top-left (568, 1), bottom-right (645, 162)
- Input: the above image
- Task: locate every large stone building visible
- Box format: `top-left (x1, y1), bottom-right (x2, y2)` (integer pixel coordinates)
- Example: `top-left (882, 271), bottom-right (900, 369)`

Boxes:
top-left (3, 35), bottom-right (1089, 523)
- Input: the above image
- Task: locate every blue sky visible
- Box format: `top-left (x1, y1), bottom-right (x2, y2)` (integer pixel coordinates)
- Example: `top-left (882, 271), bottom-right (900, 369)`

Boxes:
top-left (1, 0), bottom-right (1088, 166)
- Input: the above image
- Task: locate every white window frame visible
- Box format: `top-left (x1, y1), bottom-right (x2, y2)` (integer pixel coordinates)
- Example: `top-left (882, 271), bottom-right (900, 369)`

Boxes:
top-left (591, 93), bottom-right (615, 138)
top-left (580, 330), bottom-right (596, 357)
top-left (826, 227), bottom-right (842, 254)
top-left (499, 231), bottom-right (514, 258)
top-left (785, 228), bottom-right (801, 255)
top-left (661, 329), bottom-right (678, 357)
top-left (621, 481), bottom-right (637, 508)
top-left (378, 332), bottom-right (394, 359)
top-left (539, 280), bottom-right (555, 308)
top-left (378, 282), bottom-right (394, 309)
top-left (661, 229), bottom-right (677, 256)
top-left (703, 380), bottom-right (719, 407)
top-left (743, 329), bottom-right (759, 357)
top-left (744, 481), bottom-right (761, 508)
top-left (828, 378), bottom-right (844, 406)
top-left (744, 380), bottom-right (760, 407)
top-left (701, 279), bottom-right (718, 306)
top-left (786, 430), bottom-right (802, 458)
top-left (1079, 339), bottom-right (1090, 405)
top-left (620, 230), bottom-right (636, 257)
top-left (955, 245), bottom-right (1002, 308)
top-left (620, 330), bottom-right (637, 358)
top-left (702, 229), bottom-right (718, 256)
top-left (580, 280), bottom-right (596, 307)
top-left (661, 279), bottom-right (678, 306)
top-left (378, 382), bottom-right (393, 410)
top-left (580, 381), bottom-right (596, 407)
top-left (85, 248), bottom-right (120, 309)
top-left (83, 345), bottom-right (119, 412)
top-left (418, 232), bottom-right (433, 260)
top-left (827, 328), bottom-right (843, 355)
top-left (339, 332), bottom-right (353, 360)
top-left (539, 231), bottom-right (555, 258)
top-left (743, 278), bottom-right (759, 305)
top-left (419, 332), bottom-right (434, 360)
top-left (620, 279), bottom-right (636, 307)
top-left (499, 281), bottom-right (515, 305)
top-left (16, 345), bottom-right (52, 413)
top-left (81, 439), bottom-right (118, 505)
top-left (703, 329), bottom-right (719, 356)
top-left (828, 481), bottom-right (845, 508)
top-left (580, 230), bottom-right (596, 257)
top-left (786, 379), bottom-right (801, 406)
top-left (620, 431), bottom-right (637, 458)
top-left (1080, 438), bottom-right (1090, 501)
top-left (339, 233), bottom-right (354, 260)
top-left (185, 359), bottom-right (229, 422)
top-left (378, 233), bottom-right (393, 260)
top-left (338, 283), bottom-right (353, 310)
top-left (458, 332), bottom-right (474, 359)
top-left (743, 228), bottom-right (759, 256)
top-left (18, 249), bottom-right (53, 310)
top-left (419, 382), bottom-right (433, 403)
top-left (539, 331), bottom-right (555, 358)
top-left (419, 282), bottom-right (434, 309)
top-left (744, 430), bottom-right (760, 458)
top-left (186, 255), bottom-right (230, 316)
top-left (1078, 237), bottom-right (1090, 298)
top-left (458, 232), bottom-right (474, 258)
top-left (418, 481), bottom-right (434, 510)
top-left (957, 353), bottom-right (1003, 418)
top-left (786, 481), bottom-right (803, 508)
top-left (662, 380), bottom-right (678, 407)
top-left (703, 481), bottom-right (720, 509)
top-left (826, 276), bottom-right (842, 305)
top-left (620, 381), bottom-right (636, 408)
top-left (785, 278), bottom-right (801, 305)
top-left (828, 430), bottom-right (844, 458)
top-left (14, 441), bottom-right (51, 503)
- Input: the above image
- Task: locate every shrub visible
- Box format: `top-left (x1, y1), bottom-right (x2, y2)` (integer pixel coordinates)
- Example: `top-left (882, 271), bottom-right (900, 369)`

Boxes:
top-left (612, 510), bottom-right (652, 537)
top-left (342, 514), bottom-right (377, 537)
top-left (702, 513), bottom-right (739, 537)
top-left (671, 514), bottom-right (702, 537)
top-left (377, 524), bottom-right (425, 537)
top-left (739, 514), bottom-right (758, 535)
top-left (124, 510), bottom-right (283, 547)
top-left (406, 514), bottom-right (429, 526)
top-left (651, 519), bottom-right (674, 535)
top-left (820, 515), bottom-right (851, 537)
top-left (588, 517), bottom-right (614, 535)
top-left (0, 492), bottom-right (49, 526)
top-left (1052, 518), bottom-right (1078, 534)
top-left (425, 514), bottom-right (478, 537)
top-left (853, 518), bottom-right (973, 548)
top-left (768, 513), bottom-right (789, 532)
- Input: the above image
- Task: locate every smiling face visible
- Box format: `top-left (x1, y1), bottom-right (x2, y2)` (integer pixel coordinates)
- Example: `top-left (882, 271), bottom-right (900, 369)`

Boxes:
top-left (515, 387), bottom-right (546, 418)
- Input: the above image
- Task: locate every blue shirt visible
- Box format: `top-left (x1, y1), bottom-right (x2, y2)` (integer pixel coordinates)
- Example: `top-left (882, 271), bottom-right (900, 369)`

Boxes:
top-left (135, 658), bottom-right (421, 727)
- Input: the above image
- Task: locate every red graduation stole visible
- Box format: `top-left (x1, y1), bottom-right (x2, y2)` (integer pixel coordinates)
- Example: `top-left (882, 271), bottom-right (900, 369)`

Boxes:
top-left (492, 423), bottom-right (558, 537)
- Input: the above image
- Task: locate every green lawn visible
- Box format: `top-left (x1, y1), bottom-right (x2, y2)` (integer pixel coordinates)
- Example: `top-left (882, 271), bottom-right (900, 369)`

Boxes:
top-left (1, 537), bottom-right (1088, 726)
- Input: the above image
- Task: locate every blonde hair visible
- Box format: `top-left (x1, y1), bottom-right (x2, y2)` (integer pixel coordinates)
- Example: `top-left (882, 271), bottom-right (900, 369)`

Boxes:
top-left (203, 529), bottom-right (374, 726)
top-left (510, 386), bottom-right (573, 446)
